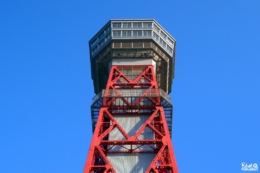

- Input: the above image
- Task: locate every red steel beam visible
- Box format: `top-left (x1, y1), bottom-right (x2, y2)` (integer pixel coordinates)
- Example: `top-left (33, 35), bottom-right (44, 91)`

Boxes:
top-left (84, 65), bottom-right (178, 173)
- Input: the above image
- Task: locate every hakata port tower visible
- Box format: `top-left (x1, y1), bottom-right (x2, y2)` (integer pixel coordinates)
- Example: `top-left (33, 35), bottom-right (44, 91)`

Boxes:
top-left (84, 19), bottom-right (178, 173)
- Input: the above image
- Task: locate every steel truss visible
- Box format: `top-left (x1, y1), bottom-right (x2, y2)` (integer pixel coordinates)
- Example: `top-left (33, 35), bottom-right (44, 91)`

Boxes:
top-left (84, 66), bottom-right (178, 173)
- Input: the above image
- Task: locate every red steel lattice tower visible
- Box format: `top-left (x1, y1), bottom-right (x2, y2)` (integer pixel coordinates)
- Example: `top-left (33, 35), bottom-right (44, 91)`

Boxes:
top-left (84, 19), bottom-right (178, 173)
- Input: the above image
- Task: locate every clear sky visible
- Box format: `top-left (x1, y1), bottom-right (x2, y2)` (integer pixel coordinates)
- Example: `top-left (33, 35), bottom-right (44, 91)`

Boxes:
top-left (0, 1), bottom-right (259, 173)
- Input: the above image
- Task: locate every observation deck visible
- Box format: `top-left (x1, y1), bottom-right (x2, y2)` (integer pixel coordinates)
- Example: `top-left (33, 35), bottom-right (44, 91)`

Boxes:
top-left (89, 19), bottom-right (176, 94)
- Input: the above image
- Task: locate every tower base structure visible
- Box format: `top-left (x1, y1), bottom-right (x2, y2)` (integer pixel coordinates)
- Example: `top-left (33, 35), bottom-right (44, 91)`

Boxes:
top-left (84, 65), bottom-right (178, 173)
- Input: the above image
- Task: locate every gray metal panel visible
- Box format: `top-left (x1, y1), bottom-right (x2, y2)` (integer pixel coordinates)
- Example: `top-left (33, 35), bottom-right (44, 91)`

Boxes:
top-left (108, 115), bottom-right (155, 152)
top-left (110, 115), bottom-right (154, 138)
top-left (109, 127), bottom-right (126, 140)
top-left (107, 153), bottom-right (155, 173)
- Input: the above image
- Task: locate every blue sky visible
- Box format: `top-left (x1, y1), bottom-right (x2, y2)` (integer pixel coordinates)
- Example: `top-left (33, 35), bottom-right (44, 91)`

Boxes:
top-left (0, 1), bottom-right (259, 173)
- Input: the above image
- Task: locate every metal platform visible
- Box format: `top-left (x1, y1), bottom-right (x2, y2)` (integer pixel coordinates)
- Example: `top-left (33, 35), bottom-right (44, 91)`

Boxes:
top-left (91, 89), bottom-right (173, 137)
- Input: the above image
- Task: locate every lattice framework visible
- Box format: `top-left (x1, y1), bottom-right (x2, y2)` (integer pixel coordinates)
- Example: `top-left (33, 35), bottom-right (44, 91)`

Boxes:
top-left (84, 66), bottom-right (178, 173)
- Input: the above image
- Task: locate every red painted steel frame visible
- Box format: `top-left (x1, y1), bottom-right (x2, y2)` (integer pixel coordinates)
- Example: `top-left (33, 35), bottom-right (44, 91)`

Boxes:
top-left (84, 65), bottom-right (178, 173)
